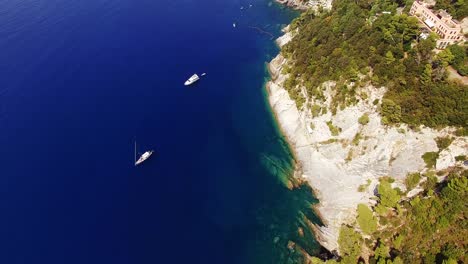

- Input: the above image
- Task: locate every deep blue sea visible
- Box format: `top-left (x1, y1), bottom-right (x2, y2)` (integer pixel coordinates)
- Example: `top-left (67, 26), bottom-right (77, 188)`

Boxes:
top-left (0, 0), bottom-right (321, 263)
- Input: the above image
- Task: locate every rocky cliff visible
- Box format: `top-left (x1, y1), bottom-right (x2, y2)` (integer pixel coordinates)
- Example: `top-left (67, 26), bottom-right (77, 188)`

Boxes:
top-left (267, 32), bottom-right (468, 253)
top-left (276, 0), bottom-right (332, 10)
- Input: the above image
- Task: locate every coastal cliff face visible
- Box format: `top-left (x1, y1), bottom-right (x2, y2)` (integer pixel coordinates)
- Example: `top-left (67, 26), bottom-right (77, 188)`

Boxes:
top-left (267, 33), bottom-right (468, 253)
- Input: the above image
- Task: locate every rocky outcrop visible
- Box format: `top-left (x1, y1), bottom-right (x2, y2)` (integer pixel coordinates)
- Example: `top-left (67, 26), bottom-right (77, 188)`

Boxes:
top-left (275, 0), bottom-right (332, 11)
top-left (267, 36), bottom-right (467, 253)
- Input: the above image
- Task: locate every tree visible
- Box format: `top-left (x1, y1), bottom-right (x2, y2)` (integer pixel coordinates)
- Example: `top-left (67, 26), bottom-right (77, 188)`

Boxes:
top-left (420, 63), bottom-right (432, 85)
top-left (374, 242), bottom-right (390, 260)
top-left (448, 44), bottom-right (468, 76)
top-left (448, 44), bottom-right (466, 66)
top-left (385, 51), bottom-right (396, 65)
top-left (442, 259), bottom-right (457, 264)
top-left (447, 177), bottom-right (468, 193)
top-left (434, 49), bottom-right (454, 80)
top-left (436, 49), bottom-right (454, 68)
top-left (378, 180), bottom-right (400, 208)
top-left (381, 99), bottom-right (401, 124)
top-left (393, 234), bottom-right (404, 249)
top-left (338, 226), bottom-right (362, 262)
top-left (393, 256), bottom-right (404, 264)
top-left (357, 204), bottom-right (377, 234)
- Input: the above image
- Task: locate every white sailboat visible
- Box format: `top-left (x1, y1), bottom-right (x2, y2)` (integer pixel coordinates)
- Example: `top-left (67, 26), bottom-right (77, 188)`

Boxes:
top-left (135, 141), bottom-right (153, 166)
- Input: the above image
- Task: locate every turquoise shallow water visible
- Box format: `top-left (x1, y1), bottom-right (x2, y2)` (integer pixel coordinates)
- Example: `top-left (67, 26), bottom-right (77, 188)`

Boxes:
top-left (0, 0), bottom-right (322, 263)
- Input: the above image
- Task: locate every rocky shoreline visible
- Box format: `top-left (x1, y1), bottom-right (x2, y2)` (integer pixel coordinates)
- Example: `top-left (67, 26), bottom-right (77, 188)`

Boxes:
top-left (266, 27), bottom-right (468, 254)
top-left (275, 0), bottom-right (332, 11)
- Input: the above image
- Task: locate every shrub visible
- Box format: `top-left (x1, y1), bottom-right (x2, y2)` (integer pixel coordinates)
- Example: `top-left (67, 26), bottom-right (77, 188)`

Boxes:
top-left (455, 155), bottom-right (466, 161)
top-left (454, 127), bottom-right (468, 137)
top-left (321, 138), bottom-right (338, 144)
top-left (345, 149), bottom-right (353, 162)
top-left (358, 113), bottom-right (370, 125)
top-left (405, 172), bottom-right (421, 190)
top-left (436, 136), bottom-right (454, 152)
top-left (358, 179), bottom-right (371, 192)
top-left (311, 104), bottom-right (322, 117)
top-left (358, 184), bottom-right (366, 192)
top-left (352, 133), bottom-right (362, 146)
top-left (422, 152), bottom-right (439, 169)
top-left (326, 121), bottom-right (341, 136)
top-left (357, 204), bottom-right (377, 234)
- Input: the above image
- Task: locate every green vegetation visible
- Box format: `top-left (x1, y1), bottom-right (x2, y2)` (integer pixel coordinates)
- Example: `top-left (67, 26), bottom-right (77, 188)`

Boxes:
top-left (324, 168), bottom-right (468, 264)
top-left (338, 226), bottom-right (362, 263)
top-left (422, 151), bottom-right (439, 169)
top-left (282, 0), bottom-right (467, 128)
top-left (436, 136), bottom-right (454, 152)
top-left (380, 99), bottom-right (401, 125)
top-left (321, 138), bottom-right (338, 144)
top-left (377, 179), bottom-right (400, 208)
top-left (455, 155), bottom-right (466, 161)
top-left (447, 44), bottom-right (468, 76)
top-left (352, 132), bottom-right (362, 146)
top-left (434, 0), bottom-right (468, 20)
top-left (404, 172), bottom-right (421, 190)
top-left (358, 179), bottom-right (371, 192)
top-left (358, 113), bottom-right (369, 125)
top-left (326, 121), bottom-right (340, 136)
top-left (455, 127), bottom-right (468, 137)
top-left (357, 204), bottom-right (377, 234)
top-left (311, 104), bottom-right (322, 117)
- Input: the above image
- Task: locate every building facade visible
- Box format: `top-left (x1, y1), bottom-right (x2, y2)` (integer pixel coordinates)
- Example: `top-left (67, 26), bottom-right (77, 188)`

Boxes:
top-left (409, 0), bottom-right (465, 49)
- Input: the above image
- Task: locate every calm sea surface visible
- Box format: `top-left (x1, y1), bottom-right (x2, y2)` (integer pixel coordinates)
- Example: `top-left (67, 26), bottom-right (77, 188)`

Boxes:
top-left (0, 0), bottom-right (321, 263)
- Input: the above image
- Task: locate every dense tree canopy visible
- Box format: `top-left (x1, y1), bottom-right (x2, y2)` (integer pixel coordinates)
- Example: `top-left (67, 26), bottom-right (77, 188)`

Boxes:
top-left (282, 0), bottom-right (468, 128)
top-left (312, 168), bottom-right (468, 264)
top-left (434, 0), bottom-right (468, 20)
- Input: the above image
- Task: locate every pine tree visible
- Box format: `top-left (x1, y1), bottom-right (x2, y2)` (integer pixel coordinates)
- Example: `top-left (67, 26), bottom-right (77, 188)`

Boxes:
top-left (357, 204), bottom-right (377, 234)
top-left (378, 181), bottom-right (400, 208)
top-left (420, 63), bottom-right (432, 85)
top-left (385, 51), bottom-right (395, 65)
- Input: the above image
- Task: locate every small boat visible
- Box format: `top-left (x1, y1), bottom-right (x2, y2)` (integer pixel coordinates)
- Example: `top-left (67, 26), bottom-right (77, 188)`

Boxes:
top-left (184, 74), bottom-right (200, 86)
top-left (201, 73), bottom-right (206, 76)
top-left (233, 23), bottom-right (236, 28)
top-left (135, 141), bottom-right (153, 166)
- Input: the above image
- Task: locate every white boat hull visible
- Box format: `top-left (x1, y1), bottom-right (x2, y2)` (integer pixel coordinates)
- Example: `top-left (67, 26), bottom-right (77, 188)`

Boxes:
top-left (135, 150), bottom-right (154, 166)
top-left (184, 74), bottom-right (200, 86)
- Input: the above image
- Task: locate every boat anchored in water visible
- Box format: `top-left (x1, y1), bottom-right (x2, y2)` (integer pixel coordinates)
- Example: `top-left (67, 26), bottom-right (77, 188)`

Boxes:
top-left (135, 141), bottom-right (153, 166)
top-left (184, 74), bottom-right (200, 86)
